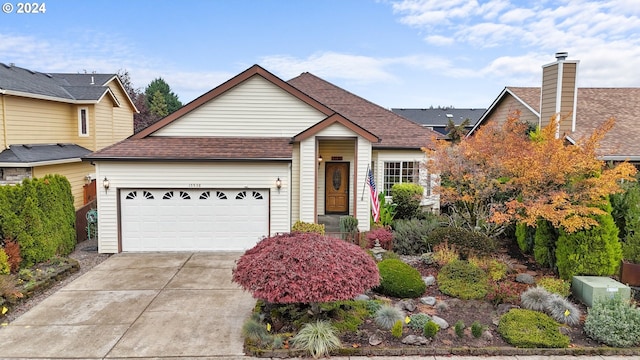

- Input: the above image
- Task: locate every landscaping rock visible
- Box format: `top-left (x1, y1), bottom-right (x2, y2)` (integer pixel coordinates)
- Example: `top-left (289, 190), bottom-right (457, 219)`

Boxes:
top-left (355, 294), bottom-right (370, 301)
top-left (398, 299), bottom-right (417, 312)
top-left (431, 315), bottom-right (449, 329)
top-left (401, 334), bottom-right (429, 345)
top-left (422, 275), bottom-right (436, 286)
top-left (420, 296), bottom-right (437, 306)
top-left (515, 273), bottom-right (535, 284)
top-left (482, 330), bottom-right (493, 341)
top-left (369, 332), bottom-right (383, 346)
top-left (559, 326), bottom-right (571, 336)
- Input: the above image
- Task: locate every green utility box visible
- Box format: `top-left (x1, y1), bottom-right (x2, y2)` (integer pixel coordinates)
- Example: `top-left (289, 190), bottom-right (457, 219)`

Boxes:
top-left (572, 276), bottom-right (630, 307)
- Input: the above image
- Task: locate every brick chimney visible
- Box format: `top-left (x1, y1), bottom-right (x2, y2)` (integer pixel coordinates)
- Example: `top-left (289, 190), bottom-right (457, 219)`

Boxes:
top-left (539, 52), bottom-right (579, 138)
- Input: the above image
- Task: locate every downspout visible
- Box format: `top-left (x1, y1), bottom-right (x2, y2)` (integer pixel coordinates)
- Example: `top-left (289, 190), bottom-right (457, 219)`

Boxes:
top-left (288, 162), bottom-right (292, 231)
top-left (0, 91), bottom-right (8, 149)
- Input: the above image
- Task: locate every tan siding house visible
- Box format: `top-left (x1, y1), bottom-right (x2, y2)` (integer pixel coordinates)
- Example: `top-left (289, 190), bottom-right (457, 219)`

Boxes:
top-left (86, 65), bottom-right (442, 253)
top-left (469, 52), bottom-right (640, 165)
top-left (0, 64), bottom-right (137, 209)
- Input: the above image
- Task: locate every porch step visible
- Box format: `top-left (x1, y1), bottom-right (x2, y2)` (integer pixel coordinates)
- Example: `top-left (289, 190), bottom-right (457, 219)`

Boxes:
top-left (317, 215), bottom-right (341, 233)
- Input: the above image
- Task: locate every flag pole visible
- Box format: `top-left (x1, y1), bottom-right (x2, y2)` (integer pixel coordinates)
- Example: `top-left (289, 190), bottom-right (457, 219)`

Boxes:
top-left (361, 164), bottom-right (370, 201)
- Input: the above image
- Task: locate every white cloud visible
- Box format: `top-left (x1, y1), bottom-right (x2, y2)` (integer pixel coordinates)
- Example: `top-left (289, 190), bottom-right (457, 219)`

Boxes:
top-left (424, 34), bottom-right (454, 45)
top-left (260, 52), bottom-right (398, 83)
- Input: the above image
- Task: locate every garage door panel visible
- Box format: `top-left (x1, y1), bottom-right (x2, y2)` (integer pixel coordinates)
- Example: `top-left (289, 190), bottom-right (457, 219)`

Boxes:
top-left (121, 189), bottom-right (268, 251)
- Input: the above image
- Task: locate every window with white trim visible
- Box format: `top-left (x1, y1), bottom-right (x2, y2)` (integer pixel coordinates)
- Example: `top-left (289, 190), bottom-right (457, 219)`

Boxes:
top-left (383, 161), bottom-right (418, 195)
top-left (78, 107), bottom-right (89, 136)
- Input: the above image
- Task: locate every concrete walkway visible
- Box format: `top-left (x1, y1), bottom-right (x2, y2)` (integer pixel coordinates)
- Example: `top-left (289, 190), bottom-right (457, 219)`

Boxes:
top-left (0, 253), bottom-right (635, 359)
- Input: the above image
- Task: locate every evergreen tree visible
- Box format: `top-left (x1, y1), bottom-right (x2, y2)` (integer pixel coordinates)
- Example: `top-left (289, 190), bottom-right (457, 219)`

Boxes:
top-left (148, 90), bottom-right (168, 118)
top-left (144, 77), bottom-right (182, 114)
top-left (555, 201), bottom-right (622, 279)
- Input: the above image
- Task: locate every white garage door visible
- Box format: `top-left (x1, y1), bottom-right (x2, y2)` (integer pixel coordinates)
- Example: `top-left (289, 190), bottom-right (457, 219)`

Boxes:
top-left (120, 189), bottom-right (269, 251)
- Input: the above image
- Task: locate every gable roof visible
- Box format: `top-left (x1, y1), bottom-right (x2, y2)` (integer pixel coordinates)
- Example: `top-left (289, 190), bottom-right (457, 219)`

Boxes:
top-left (88, 65), bottom-right (442, 161)
top-left (287, 72), bottom-right (441, 149)
top-left (0, 143), bottom-right (92, 166)
top-left (0, 63), bottom-right (136, 110)
top-left (133, 65), bottom-right (335, 139)
top-left (471, 86), bottom-right (640, 160)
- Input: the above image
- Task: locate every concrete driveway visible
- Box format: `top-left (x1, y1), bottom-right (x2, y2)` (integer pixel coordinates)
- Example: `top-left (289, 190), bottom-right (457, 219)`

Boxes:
top-left (1, 252), bottom-right (256, 359)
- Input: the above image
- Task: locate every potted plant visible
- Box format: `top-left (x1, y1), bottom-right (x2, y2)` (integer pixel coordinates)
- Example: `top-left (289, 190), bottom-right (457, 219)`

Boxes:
top-left (620, 235), bottom-right (640, 286)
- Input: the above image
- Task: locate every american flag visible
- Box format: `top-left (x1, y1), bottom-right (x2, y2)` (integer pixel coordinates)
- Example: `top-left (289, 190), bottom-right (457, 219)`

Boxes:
top-left (367, 168), bottom-right (380, 222)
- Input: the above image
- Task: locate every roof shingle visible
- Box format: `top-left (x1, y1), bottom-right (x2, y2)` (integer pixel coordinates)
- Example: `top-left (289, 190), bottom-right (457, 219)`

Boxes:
top-left (288, 73), bottom-right (442, 149)
top-left (85, 137), bottom-right (293, 161)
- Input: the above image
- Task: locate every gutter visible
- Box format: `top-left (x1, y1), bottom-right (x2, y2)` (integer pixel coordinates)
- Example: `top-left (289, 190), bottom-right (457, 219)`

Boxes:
top-left (0, 157), bottom-right (83, 168)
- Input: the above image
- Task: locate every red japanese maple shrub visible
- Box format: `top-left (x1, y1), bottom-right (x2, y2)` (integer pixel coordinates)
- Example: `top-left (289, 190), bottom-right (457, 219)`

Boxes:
top-left (232, 232), bottom-right (380, 304)
top-left (365, 227), bottom-right (393, 250)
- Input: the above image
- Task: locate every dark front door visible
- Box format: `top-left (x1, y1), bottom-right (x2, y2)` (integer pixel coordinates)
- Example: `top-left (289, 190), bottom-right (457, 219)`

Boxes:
top-left (325, 162), bottom-right (349, 214)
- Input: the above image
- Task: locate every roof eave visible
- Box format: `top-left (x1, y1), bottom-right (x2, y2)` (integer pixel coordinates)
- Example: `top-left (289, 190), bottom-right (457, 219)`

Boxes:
top-left (0, 89), bottom-right (99, 104)
top-left (0, 157), bottom-right (83, 167)
top-left (83, 156), bottom-right (293, 162)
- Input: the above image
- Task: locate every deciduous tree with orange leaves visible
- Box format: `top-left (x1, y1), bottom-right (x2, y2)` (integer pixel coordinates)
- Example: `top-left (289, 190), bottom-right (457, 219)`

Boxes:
top-left (425, 111), bottom-right (637, 238)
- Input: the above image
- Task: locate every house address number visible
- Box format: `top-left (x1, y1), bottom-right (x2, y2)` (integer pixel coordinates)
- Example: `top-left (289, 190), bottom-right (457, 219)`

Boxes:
top-left (188, 184), bottom-right (201, 188)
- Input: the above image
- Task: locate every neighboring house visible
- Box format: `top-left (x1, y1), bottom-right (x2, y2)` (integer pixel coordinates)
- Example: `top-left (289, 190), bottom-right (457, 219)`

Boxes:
top-left (469, 52), bottom-right (640, 165)
top-left (392, 108), bottom-right (485, 135)
top-left (85, 65), bottom-right (442, 253)
top-left (0, 63), bottom-right (138, 209)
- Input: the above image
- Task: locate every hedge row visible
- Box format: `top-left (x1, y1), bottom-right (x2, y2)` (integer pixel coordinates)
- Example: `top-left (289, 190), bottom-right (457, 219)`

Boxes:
top-left (0, 175), bottom-right (76, 267)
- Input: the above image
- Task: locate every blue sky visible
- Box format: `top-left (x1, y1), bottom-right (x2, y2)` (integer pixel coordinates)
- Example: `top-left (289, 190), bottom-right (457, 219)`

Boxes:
top-left (1, 0), bottom-right (639, 109)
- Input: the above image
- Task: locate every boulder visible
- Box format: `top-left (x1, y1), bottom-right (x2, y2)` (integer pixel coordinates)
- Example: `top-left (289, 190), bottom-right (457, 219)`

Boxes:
top-left (515, 273), bottom-right (535, 284)
top-left (420, 296), bottom-right (437, 306)
top-left (431, 315), bottom-right (449, 329)
top-left (398, 299), bottom-right (417, 312)
top-left (401, 334), bottom-right (429, 345)
top-left (422, 275), bottom-right (436, 286)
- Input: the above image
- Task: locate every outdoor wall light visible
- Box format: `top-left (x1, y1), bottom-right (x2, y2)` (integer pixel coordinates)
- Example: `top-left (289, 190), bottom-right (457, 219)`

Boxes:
top-left (318, 154), bottom-right (323, 167)
top-left (102, 177), bottom-right (110, 192)
top-left (276, 177), bottom-right (282, 190)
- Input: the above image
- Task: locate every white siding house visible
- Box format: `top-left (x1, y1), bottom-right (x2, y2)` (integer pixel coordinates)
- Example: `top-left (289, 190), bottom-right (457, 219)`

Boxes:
top-left (86, 65), bottom-right (442, 253)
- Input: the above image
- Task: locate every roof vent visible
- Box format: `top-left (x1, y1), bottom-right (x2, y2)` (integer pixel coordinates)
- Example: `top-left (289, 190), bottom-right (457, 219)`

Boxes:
top-left (446, 114), bottom-right (453, 118)
top-left (22, 144), bottom-right (32, 149)
top-left (90, 76), bottom-right (95, 85)
top-left (555, 52), bottom-right (568, 61)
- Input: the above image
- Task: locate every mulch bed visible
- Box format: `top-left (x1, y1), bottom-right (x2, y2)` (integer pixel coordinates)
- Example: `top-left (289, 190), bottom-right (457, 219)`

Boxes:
top-left (248, 239), bottom-right (640, 357)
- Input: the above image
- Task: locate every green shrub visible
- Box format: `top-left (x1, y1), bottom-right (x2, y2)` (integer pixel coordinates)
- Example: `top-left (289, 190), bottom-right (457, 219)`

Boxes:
top-left (515, 222), bottom-right (535, 253)
top-left (611, 179), bottom-right (640, 263)
top-left (375, 259), bottom-right (426, 298)
top-left (536, 277), bottom-right (570, 297)
top-left (555, 202), bottom-right (622, 280)
top-left (377, 191), bottom-right (396, 227)
top-left (437, 260), bottom-right (488, 300)
top-left (583, 294), bottom-right (640, 347)
top-left (292, 320), bottom-right (341, 358)
top-left (391, 319), bottom-right (403, 338)
top-left (0, 249), bottom-right (10, 275)
top-left (423, 320), bottom-right (440, 338)
top-left (533, 219), bottom-right (558, 268)
top-left (339, 216), bottom-right (358, 242)
top-left (470, 321), bottom-right (485, 338)
top-left (0, 176), bottom-right (75, 268)
top-left (407, 313), bottom-right (431, 331)
top-left (425, 227), bottom-right (497, 258)
top-left (432, 241), bottom-right (459, 266)
top-left (391, 183), bottom-right (424, 220)
top-left (392, 217), bottom-right (442, 255)
top-left (498, 309), bottom-right (570, 348)
top-left (487, 259), bottom-right (509, 281)
top-left (454, 320), bottom-right (465, 338)
top-left (292, 220), bottom-right (325, 235)
top-left (374, 304), bottom-right (405, 330)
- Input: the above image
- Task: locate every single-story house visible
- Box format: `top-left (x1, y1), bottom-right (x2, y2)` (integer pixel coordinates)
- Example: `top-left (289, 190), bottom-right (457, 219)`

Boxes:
top-left (469, 52), bottom-right (640, 166)
top-left (85, 65), bottom-right (442, 253)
